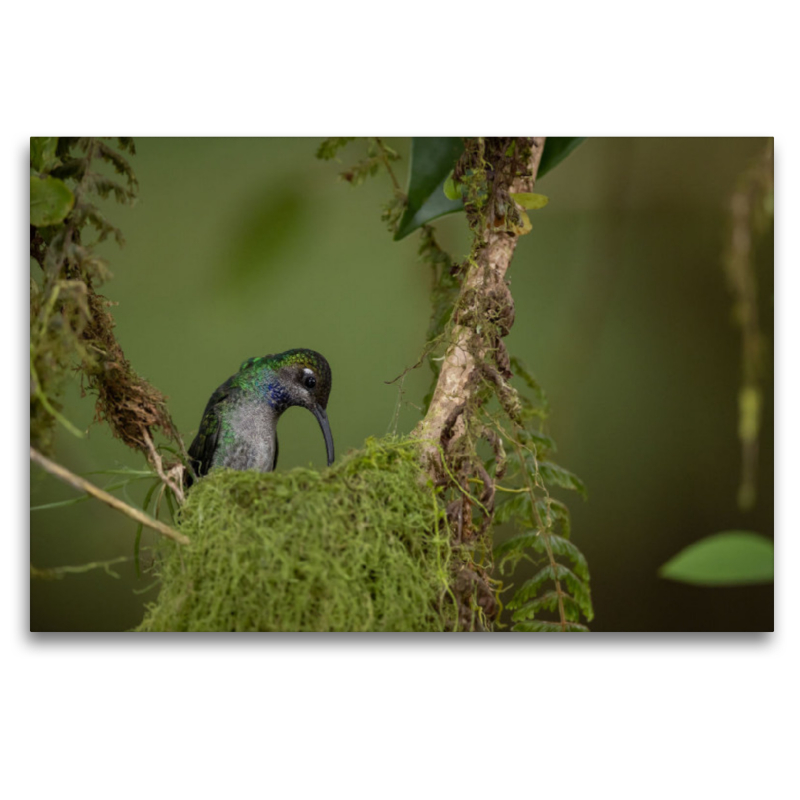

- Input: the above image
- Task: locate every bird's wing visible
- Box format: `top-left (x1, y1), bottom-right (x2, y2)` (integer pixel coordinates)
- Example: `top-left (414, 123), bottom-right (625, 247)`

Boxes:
top-left (188, 377), bottom-right (241, 479)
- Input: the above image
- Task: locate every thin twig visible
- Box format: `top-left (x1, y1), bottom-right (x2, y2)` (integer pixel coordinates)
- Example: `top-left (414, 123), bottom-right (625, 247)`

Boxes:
top-left (141, 427), bottom-right (185, 505)
top-left (30, 447), bottom-right (190, 545)
top-left (31, 555), bottom-right (134, 580)
top-left (373, 137), bottom-right (402, 193)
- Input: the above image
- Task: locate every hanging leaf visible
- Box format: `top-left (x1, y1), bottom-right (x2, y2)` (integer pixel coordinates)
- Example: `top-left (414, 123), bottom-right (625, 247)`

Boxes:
top-left (536, 137), bottom-right (586, 179)
top-left (394, 136), bottom-right (586, 241)
top-left (30, 175), bottom-right (74, 226)
top-left (394, 137), bottom-right (465, 240)
top-left (394, 137), bottom-right (585, 239)
top-left (659, 531), bottom-right (774, 586)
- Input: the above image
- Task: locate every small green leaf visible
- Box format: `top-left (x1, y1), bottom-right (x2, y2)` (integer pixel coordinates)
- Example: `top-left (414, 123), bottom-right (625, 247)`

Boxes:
top-left (537, 137), bottom-right (585, 179)
top-left (659, 531), bottom-right (774, 586)
top-left (443, 172), bottom-right (462, 201)
top-left (394, 138), bottom-right (584, 239)
top-left (513, 210), bottom-right (532, 235)
top-left (30, 137), bottom-right (60, 173)
top-left (30, 175), bottom-right (74, 226)
top-left (394, 137), bottom-right (465, 240)
top-left (510, 192), bottom-right (549, 210)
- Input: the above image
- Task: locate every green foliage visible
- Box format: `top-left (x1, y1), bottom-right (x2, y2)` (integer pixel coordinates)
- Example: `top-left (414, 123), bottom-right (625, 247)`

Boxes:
top-left (538, 460), bottom-right (588, 499)
top-left (31, 136), bottom-right (61, 173)
top-left (395, 137), bottom-right (465, 239)
top-left (659, 531), bottom-right (773, 586)
top-left (137, 438), bottom-right (459, 631)
top-left (316, 137), bottom-right (405, 236)
top-left (30, 175), bottom-right (74, 226)
top-left (509, 192), bottom-right (549, 210)
top-left (491, 357), bottom-right (592, 631)
top-left (393, 137), bottom-right (585, 239)
top-left (30, 137), bottom-right (135, 452)
top-left (30, 137), bottom-right (182, 459)
top-left (317, 137), bottom-right (399, 187)
top-left (443, 172), bottom-right (461, 201)
top-left (536, 137), bottom-right (585, 180)
top-left (315, 137), bottom-right (356, 161)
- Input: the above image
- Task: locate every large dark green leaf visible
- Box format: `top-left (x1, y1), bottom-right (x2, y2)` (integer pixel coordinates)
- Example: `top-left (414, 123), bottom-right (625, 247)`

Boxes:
top-left (659, 531), bottom-right (774, 586)
top-left (394, 137), bottom-right (586, 240)
top-left (30, 175), bottom-right (74, 226)
top-left (394, 137), bottom-right (464, 240)
top-left (536, 137), bottom-right (585, 180)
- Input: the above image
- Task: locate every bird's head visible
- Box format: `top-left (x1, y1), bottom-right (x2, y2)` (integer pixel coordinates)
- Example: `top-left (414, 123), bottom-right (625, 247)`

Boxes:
top-left (242, 349), bottom-right (334, 466)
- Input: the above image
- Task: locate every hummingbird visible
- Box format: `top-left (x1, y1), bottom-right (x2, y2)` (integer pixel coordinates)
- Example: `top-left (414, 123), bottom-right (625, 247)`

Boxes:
top-left (186, 348), bottom-right (334, 484)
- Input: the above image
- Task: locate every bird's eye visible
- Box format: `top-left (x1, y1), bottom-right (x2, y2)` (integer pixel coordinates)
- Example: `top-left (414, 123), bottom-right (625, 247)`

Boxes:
top-left (303, 374), bottom-right (317, 390)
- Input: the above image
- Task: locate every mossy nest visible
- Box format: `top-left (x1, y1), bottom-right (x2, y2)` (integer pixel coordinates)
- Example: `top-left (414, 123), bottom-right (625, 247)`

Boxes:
top-left (137, 437), bottom-right (457, 631)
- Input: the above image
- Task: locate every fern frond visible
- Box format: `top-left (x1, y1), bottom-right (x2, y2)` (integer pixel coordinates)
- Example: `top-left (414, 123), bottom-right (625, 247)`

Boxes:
top-left (537, 460), bottom-right (588, 499)
top-left (510, 591), bottom-right (582, 622)
top-left (531, 534), bottom-right (589, 581)
top-left (316, 137), bottom-right (356, 161)
top-left (535, 497), bottom-right (572, 537)
top-left (494, 492), bottom-right (530, 526)
top-left (506, 564), bottom-right (557, 608)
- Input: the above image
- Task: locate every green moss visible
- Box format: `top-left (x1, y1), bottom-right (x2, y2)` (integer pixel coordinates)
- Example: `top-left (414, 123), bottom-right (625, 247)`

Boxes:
top-left (137, 437), bottom-right (457, 632)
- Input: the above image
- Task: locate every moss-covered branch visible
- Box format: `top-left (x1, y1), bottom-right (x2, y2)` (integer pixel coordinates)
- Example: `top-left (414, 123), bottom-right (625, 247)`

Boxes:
top-left (414, 137), bottom-right (546, 471)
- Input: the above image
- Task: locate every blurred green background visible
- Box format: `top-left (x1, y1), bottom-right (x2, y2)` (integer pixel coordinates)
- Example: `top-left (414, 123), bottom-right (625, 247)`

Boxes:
top-left (29, 137), bottom-right (774, 632)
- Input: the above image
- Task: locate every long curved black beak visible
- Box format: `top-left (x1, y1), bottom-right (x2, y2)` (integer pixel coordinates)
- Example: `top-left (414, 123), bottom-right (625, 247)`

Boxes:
top-left (312, 405), bottom-right (335, 466)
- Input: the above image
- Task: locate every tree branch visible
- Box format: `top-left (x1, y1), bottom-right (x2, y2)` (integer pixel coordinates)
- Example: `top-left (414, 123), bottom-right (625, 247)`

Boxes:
top-left (414, 137), bottom-right (546, 469)
top-left (30, 447), bottom-right (190, 545)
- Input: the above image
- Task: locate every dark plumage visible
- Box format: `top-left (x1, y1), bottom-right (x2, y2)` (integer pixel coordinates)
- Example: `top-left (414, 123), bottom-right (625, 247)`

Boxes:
top-left (186, 349), bottom-right (333, 484)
